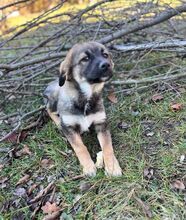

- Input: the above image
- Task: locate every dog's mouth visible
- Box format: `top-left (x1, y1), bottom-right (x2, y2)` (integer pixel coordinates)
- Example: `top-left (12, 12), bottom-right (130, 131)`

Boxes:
top-left (87, 72), bottom-right (113, 84)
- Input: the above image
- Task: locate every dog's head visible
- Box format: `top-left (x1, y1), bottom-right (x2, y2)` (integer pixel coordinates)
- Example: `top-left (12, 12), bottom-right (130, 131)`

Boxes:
top-left (59, 41), bottom-right (114, 86)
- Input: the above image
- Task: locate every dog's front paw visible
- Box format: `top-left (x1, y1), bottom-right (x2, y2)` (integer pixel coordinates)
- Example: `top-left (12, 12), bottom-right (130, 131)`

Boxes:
top-left (104, 156), bottom-right (122, 177)
top-left (83, 163), bottom-right (97, 177)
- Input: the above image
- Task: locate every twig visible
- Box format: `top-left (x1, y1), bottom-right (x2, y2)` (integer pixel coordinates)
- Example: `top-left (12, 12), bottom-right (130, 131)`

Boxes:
top-left (133, 195), bottom-right (153, 218)
top-left (99, 4), bottom-right (186, 44)
top-left (0, 88), bottom-right (42, 96)
top-left (0, 52), bottom-right (66, 71)
top-left (111, 71), bottom-right (186, 85)
top-left (111, 40), bottom-right (186, 52)
top-left (0, 106), bottom-right (45, 142)
top-left (0, 0), bottom-right (31, 10)
top-left (0, 112), bottom-right (19, 120)
top-left (29, 181), bottom-right (54, 204)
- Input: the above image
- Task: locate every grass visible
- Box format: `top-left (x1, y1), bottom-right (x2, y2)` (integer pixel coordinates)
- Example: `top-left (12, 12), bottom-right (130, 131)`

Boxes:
top-left (0, 84), bottom-right (186, 219)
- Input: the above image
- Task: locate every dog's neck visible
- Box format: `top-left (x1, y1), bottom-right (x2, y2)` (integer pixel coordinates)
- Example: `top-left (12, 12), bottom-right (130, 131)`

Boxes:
top-left (79, 81), bottom-right (104, 99)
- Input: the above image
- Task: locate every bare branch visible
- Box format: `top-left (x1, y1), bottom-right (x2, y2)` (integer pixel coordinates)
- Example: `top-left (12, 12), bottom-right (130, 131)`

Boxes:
top-left (111, 40), bottom-right (186, 52)
top-left (111, 71), bottom-right (186, 85)
top-left (0, 0), bottom-right (31, 10)
top-left (0, 52), bottom-right (66, 71)
top-left (99, 4), bottom-right (186, 44)
top-left (0, 106), bottom-right (45, 143)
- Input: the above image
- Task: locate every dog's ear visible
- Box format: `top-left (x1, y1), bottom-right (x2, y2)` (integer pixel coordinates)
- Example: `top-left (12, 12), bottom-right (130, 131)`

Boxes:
top-left (59, 50), bottom-right (73, 87)
top-left (59, 61), bottom-right (66, 86)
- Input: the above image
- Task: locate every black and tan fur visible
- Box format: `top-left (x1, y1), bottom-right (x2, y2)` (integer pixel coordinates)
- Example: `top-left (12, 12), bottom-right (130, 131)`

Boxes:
top-left (44, 42), bottom-right (122, 176)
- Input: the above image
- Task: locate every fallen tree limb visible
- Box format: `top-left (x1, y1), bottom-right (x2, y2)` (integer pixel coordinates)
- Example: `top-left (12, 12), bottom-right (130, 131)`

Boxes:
top-left (99, 4), bottom-right (186, 44)
top-left (0, 0), bottom-right (30, 10)
top-left (111, 40), bottom-right (186, 52)
top-left (1, 39), bottom-right (185, 72)
top-left (0, 52), bottom-right (66, 71)
top-left (111, 71), bottom-right (186, 85)
top-left (0, 105), bottom-right (45, 142)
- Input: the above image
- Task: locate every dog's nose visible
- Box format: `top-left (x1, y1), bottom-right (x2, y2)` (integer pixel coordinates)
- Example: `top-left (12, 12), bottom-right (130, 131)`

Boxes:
top-left (99, 62), bottom-right (110, 71)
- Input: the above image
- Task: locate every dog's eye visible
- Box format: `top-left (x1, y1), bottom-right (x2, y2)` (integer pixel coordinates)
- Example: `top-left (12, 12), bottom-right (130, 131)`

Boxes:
top-left (103, 53), bottom-right (109, 58)
top-left (81, 56), bottom-right (89, 62)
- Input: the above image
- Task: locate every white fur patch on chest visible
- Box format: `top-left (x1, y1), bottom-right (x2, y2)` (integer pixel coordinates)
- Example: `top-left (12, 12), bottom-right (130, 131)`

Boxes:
top-left (62, 112), bottom-right (106, 132)
top-left (80, 81), bottom-right (92, 98)
top-left (79, 81), bottom-right (104, 99)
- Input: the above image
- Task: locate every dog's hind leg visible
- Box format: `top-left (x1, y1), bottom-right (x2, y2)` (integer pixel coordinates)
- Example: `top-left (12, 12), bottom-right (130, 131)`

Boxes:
top-left (47, 108), bottom-right (61, 128)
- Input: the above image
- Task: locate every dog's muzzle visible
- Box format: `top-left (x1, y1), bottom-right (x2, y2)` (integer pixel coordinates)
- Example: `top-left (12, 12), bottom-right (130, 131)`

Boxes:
top-left (87, 61), bottom-right (113, 84)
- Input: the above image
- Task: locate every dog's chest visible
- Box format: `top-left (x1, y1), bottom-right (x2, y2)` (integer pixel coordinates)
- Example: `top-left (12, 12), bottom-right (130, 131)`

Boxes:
top-left (62, 111), bottom-right (106, 132)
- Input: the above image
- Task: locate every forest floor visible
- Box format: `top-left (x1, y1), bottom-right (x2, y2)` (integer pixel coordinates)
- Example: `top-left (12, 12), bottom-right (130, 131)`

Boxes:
top-left (0, 57), bottom-right (186, 219)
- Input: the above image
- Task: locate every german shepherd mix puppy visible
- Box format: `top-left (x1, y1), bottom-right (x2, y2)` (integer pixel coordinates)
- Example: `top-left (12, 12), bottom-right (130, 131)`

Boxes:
top-left (44, 42), bottom-right (122, 177)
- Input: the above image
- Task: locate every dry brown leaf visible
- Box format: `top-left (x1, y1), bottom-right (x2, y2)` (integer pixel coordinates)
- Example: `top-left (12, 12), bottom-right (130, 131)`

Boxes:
top-left (170, 103), bottom-right (183, 111)
top-left (28, 183), bottom-right (38, 195)
top-left (107, 91), bottom-right (118, 103)
top-left (171, 180), bottom-right (185, 190)
top-left (79, 182), bottom-right (92, 193)
top-left (41, 202), bottom-right (60, 214)
top-left (42, 210), bottom-right (61, 220)
top-left (4, 131), bottom-right (28, 143)
top-left (16, 145), bottom-right (32, 157)
top-left (151, 94), bottom-right (164, 102)
top-left (16, 174), bottom-right (30, 186)
top-left (41, 159), bottom-right (55, 169)
top-left (21, 145), bottom-right (32, 156)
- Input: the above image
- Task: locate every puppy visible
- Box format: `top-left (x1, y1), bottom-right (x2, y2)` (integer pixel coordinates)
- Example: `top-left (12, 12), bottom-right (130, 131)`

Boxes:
top-left (44, 42), bottom-right (122, 177)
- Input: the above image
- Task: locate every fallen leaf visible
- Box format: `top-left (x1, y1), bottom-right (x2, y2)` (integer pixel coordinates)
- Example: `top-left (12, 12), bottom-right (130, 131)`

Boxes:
top-left (27, 184), bottom-right (37, 195)
top-left (0, 177), bottom-right (8, 184)
top-left (134, 195), bottom-right (153, 218)
top-left (79, 182), bottom-right (92, 193)
top-left (1, 183), bottom-right (7, 189)
top-left (42, 210), bottom-right (61, 220)
top-left (170, 103), bottom-right (183, 111)
top-left (107, 91), bottom-right (118, 104)
top-left (23, 146), bottom-right (32, 155)
top-left (171, 180), bottom-right (185, 190)
top-left (18, 145), bottom-right (32, 156)
top-left (41, 159), bottom-right (55, 169)
top-left (4, 132), bottom-right (18, 143)
top-left (144, 168), bottom-right (154, 179)
top-left (16, 174), bottom-right (30, 186)
top-left (41, 202), bottom-right (60, 214)
top-left (4, 131), bottom-right (28, 143)
top-left (117, 121), bottom-right (129, 131)
top-left (151, 94), bottom-right (164, 102)
top-left (13, 187), bottom-right (26, 197)
top-left (180, 155), bottom-right (185, 163)
top-left (146, 131), bottom-right (154, 137)
top-left (131, 110), bottom-right (139, 116)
